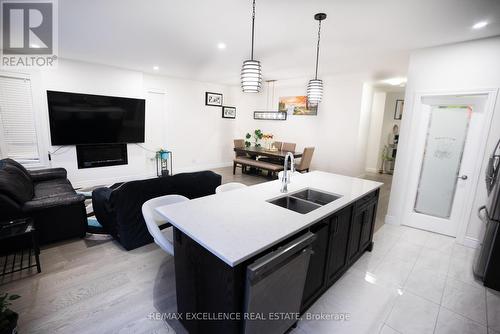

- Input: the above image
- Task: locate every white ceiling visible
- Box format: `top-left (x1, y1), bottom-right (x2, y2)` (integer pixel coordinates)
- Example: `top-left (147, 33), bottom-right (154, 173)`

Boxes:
top-left (59, 0), bottom-right (500, 85)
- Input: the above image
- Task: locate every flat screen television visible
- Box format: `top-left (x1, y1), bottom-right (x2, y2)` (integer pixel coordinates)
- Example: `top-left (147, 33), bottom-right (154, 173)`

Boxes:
top-left (47, 90), bottom-right (145, 145)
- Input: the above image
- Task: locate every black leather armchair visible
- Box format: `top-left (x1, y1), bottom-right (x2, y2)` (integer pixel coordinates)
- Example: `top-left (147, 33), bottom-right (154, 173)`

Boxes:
top-left (92, 171), bottom-right (222, 250)
top-left (0, 158), bottom-right (87, 244)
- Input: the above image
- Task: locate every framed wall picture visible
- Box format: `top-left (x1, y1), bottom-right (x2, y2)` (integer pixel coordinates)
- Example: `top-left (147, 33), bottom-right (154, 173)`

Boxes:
top-left (254, 111), bottom-right (287, 120)
top-left (222, 106), bottom-right (236, 119)
top-left (278, 96), bottom-right (318, 115)
top-left (205, 92), bottom-right (223, 106)
top-left (394, 99), bottom-right (404, 120)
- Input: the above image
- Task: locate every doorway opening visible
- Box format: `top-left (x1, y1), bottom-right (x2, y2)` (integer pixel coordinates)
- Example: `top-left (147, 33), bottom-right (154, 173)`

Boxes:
top-left (364, 86), bottom-right (406, 231)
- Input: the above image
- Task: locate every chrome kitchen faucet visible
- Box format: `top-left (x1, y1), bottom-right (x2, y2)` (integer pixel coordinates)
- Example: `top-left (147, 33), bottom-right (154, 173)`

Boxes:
top-left (281, 152), bottom-right (295, 193)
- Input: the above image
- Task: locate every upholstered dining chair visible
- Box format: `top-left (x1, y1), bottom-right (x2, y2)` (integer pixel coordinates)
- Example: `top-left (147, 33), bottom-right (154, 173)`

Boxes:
top-left (282, 142), bottom-right (296, 152)
top-left (142, 194), bottom-right (189, 255)
top-left (216, 182), bottom-right (248, 193)
top-left (272, 141), bottom-right (282, 151)
top-left (234, 139), bottom-right (246, 156)
top-left (295, 147), bottom-right (315, 173)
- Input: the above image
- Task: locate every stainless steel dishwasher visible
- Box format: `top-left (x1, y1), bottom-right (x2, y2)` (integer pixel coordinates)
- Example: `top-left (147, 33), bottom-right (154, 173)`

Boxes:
top-left (243, 232), bottom-right (315, 334)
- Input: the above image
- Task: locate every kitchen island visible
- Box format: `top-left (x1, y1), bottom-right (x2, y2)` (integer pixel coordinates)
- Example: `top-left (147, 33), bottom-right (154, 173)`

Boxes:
top-left (157, 171), bottom-right (382, 334)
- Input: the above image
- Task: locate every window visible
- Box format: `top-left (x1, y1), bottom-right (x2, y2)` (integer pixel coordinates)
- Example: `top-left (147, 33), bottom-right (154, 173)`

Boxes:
top-left (0, 75), bottom-right (40, 165)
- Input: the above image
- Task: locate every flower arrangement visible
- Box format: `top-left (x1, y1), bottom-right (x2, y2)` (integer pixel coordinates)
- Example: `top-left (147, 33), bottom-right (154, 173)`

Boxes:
top-left (262, 133), bottom-right (274, 150)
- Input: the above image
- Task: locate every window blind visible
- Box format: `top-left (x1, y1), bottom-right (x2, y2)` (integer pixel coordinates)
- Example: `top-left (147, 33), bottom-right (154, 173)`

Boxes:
top-left (0, 75), bottom-right (40, 164)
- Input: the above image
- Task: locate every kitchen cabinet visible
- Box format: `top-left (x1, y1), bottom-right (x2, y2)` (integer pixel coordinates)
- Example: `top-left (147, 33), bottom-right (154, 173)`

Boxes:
top-left (326, 205), bottom-right (353, 284)
top-left (301, 220), bottom-right (329, 310)
top-left (348, 194), bottom-right (378, 263)
top-left (301, 190), bottom-right (379, 312)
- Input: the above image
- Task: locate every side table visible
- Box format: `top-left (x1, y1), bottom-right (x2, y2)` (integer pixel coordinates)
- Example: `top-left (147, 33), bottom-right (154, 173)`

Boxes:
top-left (0, 218), bottom-right (41, 277)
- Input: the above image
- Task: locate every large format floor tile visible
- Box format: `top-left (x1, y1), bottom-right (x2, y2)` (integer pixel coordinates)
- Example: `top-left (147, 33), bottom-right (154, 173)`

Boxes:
top-left (448, 253), bottom-right (483, 288)
top-left (441, 277), bottom-right (487, 325)
top-left (385, 291), bottom-right (440, 334)
top-left (487, 288), bottom-right (500, 332)
top-left (384, 241), bottom-right (422, 263)
top-left (379, 324), bottom-right (401, 334)
top-left (298, 269), bottom-right (398, 334)
top-left (372, 256), bottom-right (414, 288)
top-left (424, 233), bottom-right (455, 255)
top-left (413, 247), bottom-right (451, 277)
top-left (399, 228), bottom-right (431, 247)
top-left (434, 307), bottom-right (487, 334)
top-left (404, 266), bottom-right (446, 304)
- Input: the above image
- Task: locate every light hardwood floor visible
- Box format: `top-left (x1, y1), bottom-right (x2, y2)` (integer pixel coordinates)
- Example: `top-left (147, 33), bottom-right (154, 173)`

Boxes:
top-left (0, 167), bottom-right (391, 333)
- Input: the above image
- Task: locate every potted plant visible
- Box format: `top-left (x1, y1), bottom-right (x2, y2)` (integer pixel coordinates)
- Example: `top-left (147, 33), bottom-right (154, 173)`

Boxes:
top-left (254, 129), bottom-right (263, 147)
top-left (380, 145), bottom-right (395, 174)
top-left (245, 133), bottom-right (252, 147)
top-left (0, 293), bottom-right (20, 334)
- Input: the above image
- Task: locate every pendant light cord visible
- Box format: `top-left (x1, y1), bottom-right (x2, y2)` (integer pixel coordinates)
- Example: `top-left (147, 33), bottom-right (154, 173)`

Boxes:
top-left (314, 19), bottom-right (322, 80)
top-left (251, 0), bottom-right (256, 60)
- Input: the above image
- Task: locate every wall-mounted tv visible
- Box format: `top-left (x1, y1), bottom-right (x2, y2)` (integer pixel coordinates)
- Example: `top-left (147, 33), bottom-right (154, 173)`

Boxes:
top-left (47, 90), bottom-right (145, 145)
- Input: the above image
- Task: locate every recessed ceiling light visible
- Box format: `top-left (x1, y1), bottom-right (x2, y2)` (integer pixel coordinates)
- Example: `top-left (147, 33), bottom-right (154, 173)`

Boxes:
top-left (217, 42), bottom-right (226, 50)
top-left (472, 21), bottom-right (488, 29)
top-left (153, 66), bottom-right (159, 70)
top-left (30, 44), bottom-right (40, 48)
top-left (381, 77), bottom-right (407, 86)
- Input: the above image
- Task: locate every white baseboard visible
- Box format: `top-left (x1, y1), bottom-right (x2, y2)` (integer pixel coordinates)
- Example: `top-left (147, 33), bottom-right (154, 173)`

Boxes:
top-left (385, 214), bottom-right (400, 225)
top-left (460, 236), bottom-right (481, 249)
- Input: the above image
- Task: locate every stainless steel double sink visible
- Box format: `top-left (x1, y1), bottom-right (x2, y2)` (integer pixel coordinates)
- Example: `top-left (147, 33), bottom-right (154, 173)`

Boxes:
top-left (267, 188), bottom-right (342, 214)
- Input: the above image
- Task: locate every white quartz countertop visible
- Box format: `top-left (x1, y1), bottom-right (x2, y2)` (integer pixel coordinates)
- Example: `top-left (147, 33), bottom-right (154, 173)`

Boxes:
top-left (156, 171), bottom-right (382, 267)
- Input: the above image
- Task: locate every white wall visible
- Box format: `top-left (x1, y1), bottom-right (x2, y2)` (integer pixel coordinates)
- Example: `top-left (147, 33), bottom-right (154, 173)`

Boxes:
top-left (28, 59), bottom-right (234, 187)
top-left (365, 92), bottom-right (386, 172)
top-left (387, 36), bottom-right (500, 245)
top-left (230, 73), bottom-right (373, 177)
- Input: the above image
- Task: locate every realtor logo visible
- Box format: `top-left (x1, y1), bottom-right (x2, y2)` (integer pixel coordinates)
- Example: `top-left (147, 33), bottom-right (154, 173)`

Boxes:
top-left (1, 0), bottom-right (58, 67)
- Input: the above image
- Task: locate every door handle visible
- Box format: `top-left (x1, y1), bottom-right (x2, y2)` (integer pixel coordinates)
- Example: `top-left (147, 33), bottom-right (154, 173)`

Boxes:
top-left (458, 175), bottom-right (468, 180)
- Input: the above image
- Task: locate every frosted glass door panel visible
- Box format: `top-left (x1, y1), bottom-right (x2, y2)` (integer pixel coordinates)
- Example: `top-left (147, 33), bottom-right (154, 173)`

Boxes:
top-left (414, 106), bottom-right (471, 218)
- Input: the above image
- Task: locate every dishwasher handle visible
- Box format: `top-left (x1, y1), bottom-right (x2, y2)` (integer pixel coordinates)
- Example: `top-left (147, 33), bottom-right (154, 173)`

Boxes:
top-left (247, 232), bottom-right (315, 283)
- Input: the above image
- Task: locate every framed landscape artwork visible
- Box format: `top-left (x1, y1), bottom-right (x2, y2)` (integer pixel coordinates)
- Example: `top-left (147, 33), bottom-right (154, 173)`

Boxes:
top-left (222, 106), bottom-right (236, 119)
top-left (278, 96), bottom-right (318, 116)
top-left (205, 92), bottom-right (223, 107)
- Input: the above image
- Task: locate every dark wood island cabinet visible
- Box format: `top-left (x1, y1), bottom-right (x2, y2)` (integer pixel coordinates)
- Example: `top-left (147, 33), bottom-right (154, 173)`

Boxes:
top-left (173, 189), bottom-right (379, 334)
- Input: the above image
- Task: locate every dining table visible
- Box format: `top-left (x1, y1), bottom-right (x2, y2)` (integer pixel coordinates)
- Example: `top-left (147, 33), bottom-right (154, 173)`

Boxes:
top-left (234, 146), bottom-right (302, 160)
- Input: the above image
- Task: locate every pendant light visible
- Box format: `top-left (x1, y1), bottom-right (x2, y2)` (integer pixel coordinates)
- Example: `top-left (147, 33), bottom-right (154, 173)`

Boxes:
top-left (307, 13), bottom-right (327, 105)
top-left (241, 0), bottom-right (262, 93)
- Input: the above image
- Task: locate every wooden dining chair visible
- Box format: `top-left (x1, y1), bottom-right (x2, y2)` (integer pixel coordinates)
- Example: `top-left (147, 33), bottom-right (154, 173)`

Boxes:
top-left (272, 141), bottom-right (282, 151)
top-left (282, 142), bottom-right (296, 152)
top-left (233, 139), bottom-right (248, 174)
top-left (296, 147), bottom-right (315, 173)
top-left (234, 139), bottom-right (245, 156)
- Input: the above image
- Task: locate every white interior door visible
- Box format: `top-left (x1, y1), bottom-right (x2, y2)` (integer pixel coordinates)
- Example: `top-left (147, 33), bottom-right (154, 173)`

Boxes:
top-left (404, 94), bottom-right (487, 237)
